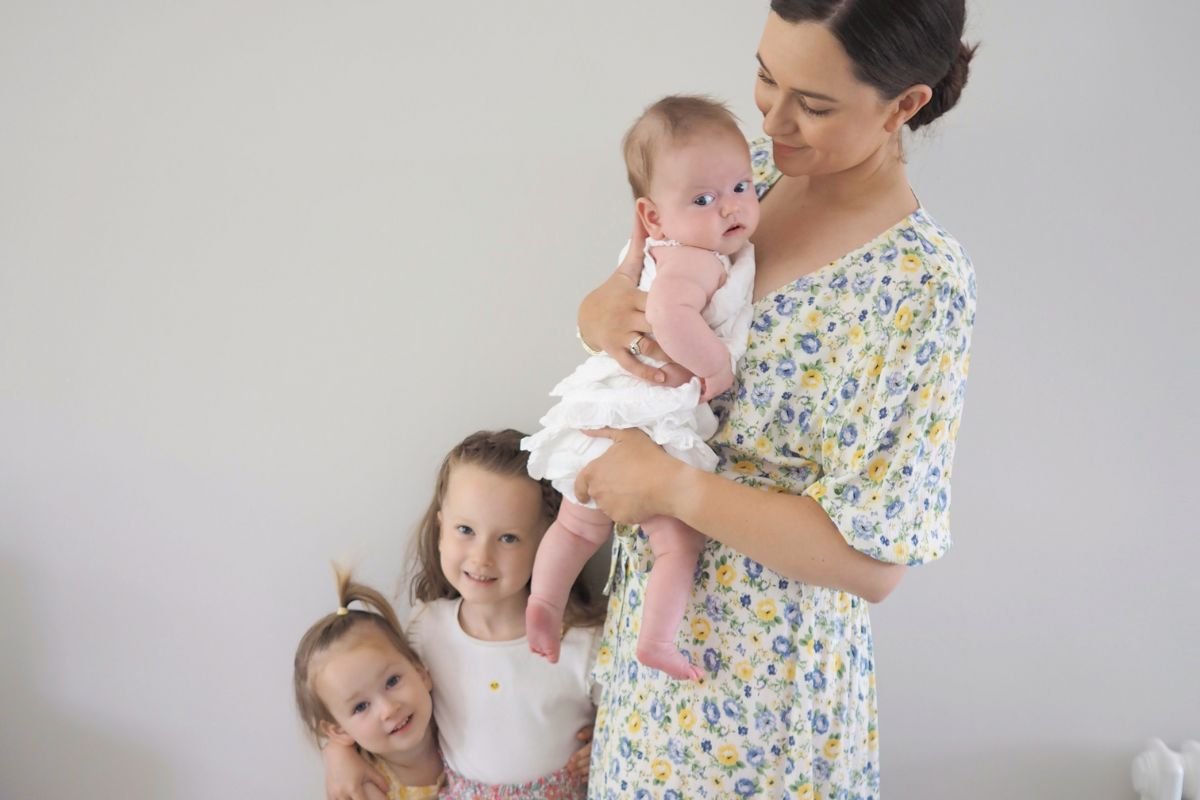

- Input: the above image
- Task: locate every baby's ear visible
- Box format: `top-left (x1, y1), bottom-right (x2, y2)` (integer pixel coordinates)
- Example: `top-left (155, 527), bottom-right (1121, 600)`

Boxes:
top-left (636, 197), bottom-right (665, 239)
top-left (320, 719), bottom-right (356, 748)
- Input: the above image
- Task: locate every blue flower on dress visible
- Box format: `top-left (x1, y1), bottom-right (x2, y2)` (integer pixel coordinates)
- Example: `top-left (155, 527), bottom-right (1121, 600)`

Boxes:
top-left (634, 790), bottom-right (651, 800)
top-left (704, 648), bottom-right (722, 675)
top-left (772, 636), bottom-right (793, 656)
top-left (899, 227), bottom-right (917, 241)
top-left (882, 245), bottom-right (898, 261)
top-left (703, 699), bottom-right (721, 725)
top-left (752, 312), bottom-right (773, 332)
top-left (747, 746), bottom-right (766, 767)
top-left (839, 423), bottom-right (858, 447)
top-left (797, 409), bottom-right (812, 433)
top-left (813, 711), bottom-right (830, 734)
top-left (885, 372), bottom-right (907, 395)
top-left (667, 738), bottom-right (686, 764)
top-left (701, 739), bottom-right (713, 753)
top-left (776, 296), bottom-right (798, 316)
top-left (705, 595), bottom-right (722, 619)
top-left (852, 274), bottom-right (875, 294)
top-left (885, 499), bottom-right (904, 519)
top-left (799, 334), bottom-right (821, 354)
top-left (776, 358), bottom-right (797, 378)
top-left (852, 516), bottom-right (874, 539)
top-left (735, 778), bottom-right (758, 797)
top-left (755, 710), bottom-right (776, 732)
top-left (744, 558), bottom-right (763, 579)
top-left (619, 737), bottom-right (632, 758)
top-left (665, 792), bottom-right (682, 800)
top-left (915, 341), bottom-right (936, 365)
top-left (937, 488), bottom-right (948, 511)
top-left (627, 661), bottom-right (639, 681)
top-left (814, 757), bottom-right (833, 781)
top-left (785, 602), bottom-right (802, 626)
top-left (777, 404), bottom-right (795, 425)
top-left (723, 698), bottom-right (744, 718)
top-left (806, 668), bottom-right (827, 691)
top-left (878, 429), bottom-right (897, 451)
top-left (649, 697), bottom-right (665, 722)
top-left (841, 377), bottom-right (859, 400)
top-left (628, 589), bottom-right (640, 609)
top-left (881, 275), bottom-right (892, 286)
top-left (876, 292), bottom-right (894, 315)
top-left (740, 594), bottom-right (752, 608)
top-left (925, 465), bottom-right (942, 487)
top-left (843, 484), bottom-right (861, 505)
top-left (752, 385), bottom-right (774, 408)
top-left (830, 273), bottom-right (849, 291)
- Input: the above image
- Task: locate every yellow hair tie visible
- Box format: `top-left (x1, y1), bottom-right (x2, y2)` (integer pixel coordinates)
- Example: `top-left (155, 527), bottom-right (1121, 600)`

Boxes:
top-left (336, 606), bottom-right (349, 616)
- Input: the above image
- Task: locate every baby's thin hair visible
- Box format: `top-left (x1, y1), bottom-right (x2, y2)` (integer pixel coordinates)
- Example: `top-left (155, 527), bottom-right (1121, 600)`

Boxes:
top-left (293, 567), bottom-right (424, 747)
top-left (409, 429), bottom-right (607, 629)
top-left (622, 94), bottom-right (744, 199)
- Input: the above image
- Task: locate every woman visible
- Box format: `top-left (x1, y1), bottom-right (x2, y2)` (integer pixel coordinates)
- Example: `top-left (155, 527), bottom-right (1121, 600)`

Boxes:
top-left (576, 2), bottom-right (977, 797)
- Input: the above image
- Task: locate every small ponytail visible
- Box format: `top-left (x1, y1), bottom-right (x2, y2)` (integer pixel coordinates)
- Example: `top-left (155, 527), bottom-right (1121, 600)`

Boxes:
top-left (909, 40), bottom-right (977, 130)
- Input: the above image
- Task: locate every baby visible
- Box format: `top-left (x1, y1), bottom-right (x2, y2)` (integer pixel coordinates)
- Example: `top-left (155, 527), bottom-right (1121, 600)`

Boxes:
top-left (522, 95), bottom-right (759, 680)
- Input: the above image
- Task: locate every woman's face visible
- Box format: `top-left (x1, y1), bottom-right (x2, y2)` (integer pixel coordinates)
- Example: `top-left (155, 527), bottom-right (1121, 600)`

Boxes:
top-left (753, 13), bottom-right (900, 178)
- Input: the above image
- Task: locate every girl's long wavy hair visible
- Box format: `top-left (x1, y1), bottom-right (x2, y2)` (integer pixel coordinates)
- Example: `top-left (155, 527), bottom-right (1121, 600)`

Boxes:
top-left (293, 568), bottom-right (425, 747)
top-left (409, 429), bottom-right (607, 630)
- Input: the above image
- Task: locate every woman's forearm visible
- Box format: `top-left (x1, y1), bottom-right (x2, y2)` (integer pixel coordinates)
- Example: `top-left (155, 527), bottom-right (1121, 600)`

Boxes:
top-left (666, 465), bottom-right (907, 603)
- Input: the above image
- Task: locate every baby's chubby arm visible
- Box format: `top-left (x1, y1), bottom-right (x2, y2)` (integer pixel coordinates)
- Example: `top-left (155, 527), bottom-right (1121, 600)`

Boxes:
top-left (644, 245), bottom-right (733, 402)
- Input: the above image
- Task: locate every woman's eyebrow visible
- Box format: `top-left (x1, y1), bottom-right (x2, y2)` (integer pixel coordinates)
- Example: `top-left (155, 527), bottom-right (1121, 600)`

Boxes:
top-left (756, 54), bottom-right (839, 103)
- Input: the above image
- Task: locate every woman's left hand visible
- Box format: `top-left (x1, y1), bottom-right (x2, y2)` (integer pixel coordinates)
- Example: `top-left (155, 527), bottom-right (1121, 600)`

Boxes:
top-left (566, 724), bottom-right (593, 782)
top-left (575, 429), bottom-right (685, 525)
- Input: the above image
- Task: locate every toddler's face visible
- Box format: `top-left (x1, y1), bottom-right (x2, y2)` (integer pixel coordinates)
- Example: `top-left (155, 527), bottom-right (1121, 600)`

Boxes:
top-left (646, 132), bottom-right (760, 256)
top-left (315, 628), bottom-right (435, 761)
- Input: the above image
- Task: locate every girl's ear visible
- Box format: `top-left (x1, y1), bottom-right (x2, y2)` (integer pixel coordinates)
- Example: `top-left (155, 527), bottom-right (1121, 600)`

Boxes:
top-left (320, 719), bottom-right (356, 748)
top-left (419, 665), bottom-right (433, 693)
top-left (884, 84), bottom-right (933, 132)
top-left (636, 197), bottom-right (665, 240)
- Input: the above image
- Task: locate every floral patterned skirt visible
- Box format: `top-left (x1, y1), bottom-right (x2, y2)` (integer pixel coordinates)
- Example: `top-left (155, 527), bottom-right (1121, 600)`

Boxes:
top-left (441, 764), bottom-right (585, 800)
top-left (588, 528), bottom-right (882, 799)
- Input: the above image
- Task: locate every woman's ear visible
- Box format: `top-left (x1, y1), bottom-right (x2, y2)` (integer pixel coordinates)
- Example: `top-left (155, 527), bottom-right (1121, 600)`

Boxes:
top-left (636, 197), bottom-right (665, 240)
top-left (884, 84), bottom-right (933, 132)
top-left (320, 720), bottom-right (357, 748)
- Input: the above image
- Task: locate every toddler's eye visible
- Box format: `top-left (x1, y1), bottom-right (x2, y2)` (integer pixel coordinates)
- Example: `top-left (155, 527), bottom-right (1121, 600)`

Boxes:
top-left (386, 674), bottom-right (401, 689)
top-left (499, 533), bottom-right (519, 544)
top-left (352, 701), bottom-right (368, 715)
top-left (734, 181), bottom-right (750, 193)
top-left (693, 194), bottom-right (715, 207)
top-left (456, 525), bottom-right (473, 535)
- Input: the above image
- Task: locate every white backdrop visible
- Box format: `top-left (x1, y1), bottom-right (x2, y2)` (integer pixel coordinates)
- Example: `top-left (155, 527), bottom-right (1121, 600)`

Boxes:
top-left (2, 2), bottom-right (1198, 798)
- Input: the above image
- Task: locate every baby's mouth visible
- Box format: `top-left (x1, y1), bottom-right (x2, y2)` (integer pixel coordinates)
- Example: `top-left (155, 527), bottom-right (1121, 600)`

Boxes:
top-left (723, 223), bottom-right (745, 236)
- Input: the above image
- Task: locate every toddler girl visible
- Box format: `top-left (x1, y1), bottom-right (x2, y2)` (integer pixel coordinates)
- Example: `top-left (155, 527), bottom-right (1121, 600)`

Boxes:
top-left (325, 429), bottom-right (606, 799)
top-left (522, 95), bottom-right (760, 681)
top-left (294, 570), bottom-right (444, 800)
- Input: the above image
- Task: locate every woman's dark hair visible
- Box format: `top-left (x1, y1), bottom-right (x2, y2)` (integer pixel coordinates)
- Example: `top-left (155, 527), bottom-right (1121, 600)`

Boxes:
top-left (771, 0), bottom-right (976, 129)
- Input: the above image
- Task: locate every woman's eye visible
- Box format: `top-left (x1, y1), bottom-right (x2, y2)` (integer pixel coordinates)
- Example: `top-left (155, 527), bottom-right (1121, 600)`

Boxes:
top-left (756, 69), bottom-right (776, 87)
top-left (386, 674), bottom-right (401, 689)
top-left (352, 701), bottom-right (368, 715)
top-left (734, 181), bottom-right (750, 193)
top-left (799, 97), bottom-right (832, 117)
top-left (456, 525), bottom-right (473, 535)
top-left (694, 194), bottom-right (716, 207)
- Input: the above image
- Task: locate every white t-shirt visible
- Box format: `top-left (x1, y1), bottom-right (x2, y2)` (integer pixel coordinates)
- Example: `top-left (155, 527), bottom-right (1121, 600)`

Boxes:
top-left (406, 598), bottom-right (602, 786)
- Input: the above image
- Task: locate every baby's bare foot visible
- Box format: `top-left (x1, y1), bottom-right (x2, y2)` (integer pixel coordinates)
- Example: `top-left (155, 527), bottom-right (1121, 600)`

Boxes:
top-left (525, 596), bottom-right (564, 663)
top-left (637, 639), bottom-right (702, 681)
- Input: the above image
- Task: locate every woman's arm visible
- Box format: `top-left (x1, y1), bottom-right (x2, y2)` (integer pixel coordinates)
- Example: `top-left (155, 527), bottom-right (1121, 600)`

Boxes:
top-left (576, 429), bottom-right (906, 603)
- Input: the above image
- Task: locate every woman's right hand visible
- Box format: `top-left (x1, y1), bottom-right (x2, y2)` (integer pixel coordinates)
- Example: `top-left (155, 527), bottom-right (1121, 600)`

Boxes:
top-left (578, 215), bottom-right (689, 386)
top-left (322, 740), bottom-right (387, 800)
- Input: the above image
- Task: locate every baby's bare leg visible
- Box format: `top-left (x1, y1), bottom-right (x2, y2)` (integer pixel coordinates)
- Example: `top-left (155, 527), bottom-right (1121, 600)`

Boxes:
top-left (527, 500), bottom-right (612, 662)
top-left (637, 516), bottom-right (705, 681)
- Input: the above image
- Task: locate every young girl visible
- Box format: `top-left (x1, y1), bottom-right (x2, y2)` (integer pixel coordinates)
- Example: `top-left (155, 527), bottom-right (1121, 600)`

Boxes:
top-left (521, 95), bottom-right (760, 681)
top-left (294, 570), bottom-right (444, 800)
top-left (324, 429), bottom-right (606, 800)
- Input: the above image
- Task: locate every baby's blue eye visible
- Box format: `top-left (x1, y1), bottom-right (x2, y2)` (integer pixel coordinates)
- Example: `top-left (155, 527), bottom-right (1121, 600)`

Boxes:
top-left (693, 194), bottom-right (715, 207)
top-left (386, 674), bottom-right (401, 689)
top-left (734, 181), bottom-right (750, 193)
top-left (352, 701), bottom-right (368, 715)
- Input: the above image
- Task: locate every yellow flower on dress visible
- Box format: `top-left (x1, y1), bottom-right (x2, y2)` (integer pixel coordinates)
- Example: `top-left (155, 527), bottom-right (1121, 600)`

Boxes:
top-left (940, 352), bottom-right (953, 373)
top-left (918, 385), bottom-right (933, 405)
top-left (796, 784), bottom-right (815, 800)
top-left (717, 744), bottom-right (739, 766)
top-left (962, 352), bottom-right (971, 376)
top-left (678, 707), bottom-right (696, 730)
top-left (785, 660), bottom-right (797, 681)
top-left (651, 759), bottom-right (672, 782)
top-left (823, 737), bottom-right (842, 759)
top-left (868, 727), bottom-right (879, 751)
top-left (716, 564), bottom-right (737, 587)
top-left (849, 324), bottom-right (864, 345)
top-left (891, 540), bottom-right (911, 562)
top-left (807, 483), bottom-right (826, 501)
top-left (850, 447), bottom-right (865, 469)
top-left (627, 712), bottom-right (642, 735)
top-left (805, 309), bottom-right (824, 330)
top-left (736, 661), bottom-right (754, 681)
top-left (901, 253), bottom-right (922, 273)
top-left (866, 354), bottom-right (884, 378)
top-left (801, 369), bottom-right (823, 389)
top-left (928, 419), bottom-right (947, 446)
top-left (867, 456), bottom-right (889, 483)
top-left (894, 305), bottom-right (913, 332)
top-left (835, 593), bottom-right (851, 614)
top-left (756, 436), bottom-right (773, 455)
top-left (596, 645), bottom-right (612, 667)
top-left (756, 599), bottom-right (778, 622)
top-left (733, 460), bottom-right (757, 476)
top-left (821, 439), bottom-right (836, 458)
top-left (950, 418), bottom-right (961, 439)
top-left (691, 618), bottom-right (711, 642)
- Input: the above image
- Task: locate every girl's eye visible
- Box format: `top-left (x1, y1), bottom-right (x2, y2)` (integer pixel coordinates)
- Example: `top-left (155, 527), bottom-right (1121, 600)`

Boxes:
top-left (386, 674), bottom-right (401, 689)
top-left (352, 701), bottom-right (368, 715)
top-left (456, 525), bottom-right (473, 535)
top-left (693, 194), bottom-right (716, 207)
top-left (499, 533), bottom-right (519, 544)
top-left (734, 181), bottom-right (750, 194)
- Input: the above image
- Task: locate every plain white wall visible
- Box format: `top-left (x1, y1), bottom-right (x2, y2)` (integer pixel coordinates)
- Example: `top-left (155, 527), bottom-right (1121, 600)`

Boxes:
top-left (2, 2), bottom-right (1197, 798)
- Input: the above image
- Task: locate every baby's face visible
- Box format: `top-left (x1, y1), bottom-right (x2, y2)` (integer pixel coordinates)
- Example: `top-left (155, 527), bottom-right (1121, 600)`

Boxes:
top-left (647, 132), bottom-right (760, 256)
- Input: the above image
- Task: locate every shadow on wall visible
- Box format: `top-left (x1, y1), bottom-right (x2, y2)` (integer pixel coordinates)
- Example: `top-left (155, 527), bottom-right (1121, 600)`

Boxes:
top-left (0, 558), bottom-right (174, 799)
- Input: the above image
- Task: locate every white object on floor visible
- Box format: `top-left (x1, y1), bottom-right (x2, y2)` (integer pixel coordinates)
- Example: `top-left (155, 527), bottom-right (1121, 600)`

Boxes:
top-left (1133, 739), bottom-right (1187, 800)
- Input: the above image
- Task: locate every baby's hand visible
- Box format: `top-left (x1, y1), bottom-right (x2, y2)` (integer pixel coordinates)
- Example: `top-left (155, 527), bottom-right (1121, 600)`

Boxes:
top-left (700, 363), bottom-right (734, 402)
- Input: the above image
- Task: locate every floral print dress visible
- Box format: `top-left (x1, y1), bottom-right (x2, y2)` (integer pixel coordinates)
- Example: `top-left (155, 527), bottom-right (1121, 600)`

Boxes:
top-left (588, 139), bottom-right (977, 800)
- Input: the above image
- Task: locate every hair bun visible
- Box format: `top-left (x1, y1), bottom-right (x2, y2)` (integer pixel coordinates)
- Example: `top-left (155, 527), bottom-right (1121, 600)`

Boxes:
top-left (909, 40), bottom-right (976, 130)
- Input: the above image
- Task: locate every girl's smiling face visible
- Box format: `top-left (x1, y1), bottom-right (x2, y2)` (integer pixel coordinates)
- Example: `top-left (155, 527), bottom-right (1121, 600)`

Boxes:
top-left (314, 627), bottom-right (434, 762)
top-left (436, 463), bottom-right (545, 610)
